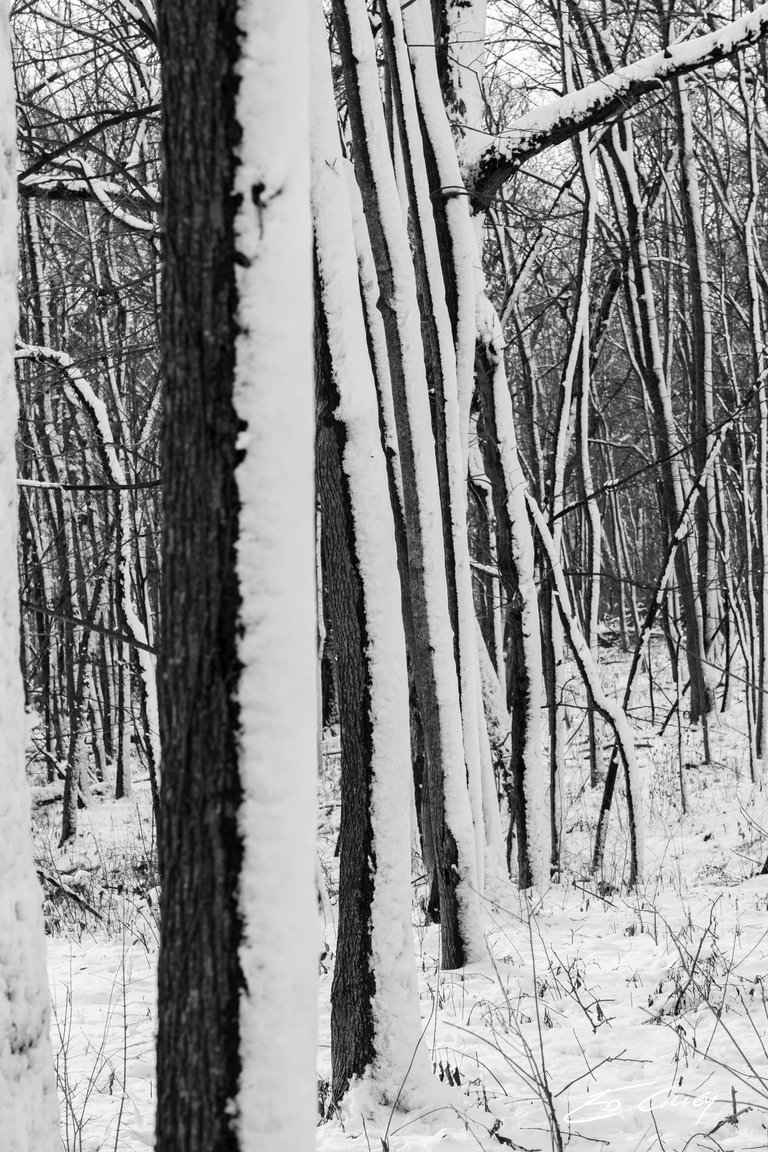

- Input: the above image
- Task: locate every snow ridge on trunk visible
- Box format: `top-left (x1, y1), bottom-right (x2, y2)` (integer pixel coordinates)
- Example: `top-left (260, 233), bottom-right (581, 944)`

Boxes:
top-left (404, 0), bottom-right (482, 454)
top-left (481, 311), bottom-right (549, 887)
top-left (233, 1), bottom-right (318, 1146)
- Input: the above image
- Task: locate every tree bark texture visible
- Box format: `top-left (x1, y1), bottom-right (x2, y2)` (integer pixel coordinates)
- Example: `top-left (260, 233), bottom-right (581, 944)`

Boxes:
top-left (315, 298), bottom-right (377, 1104)
top-left (156, 3), bottom-right (243, 1148)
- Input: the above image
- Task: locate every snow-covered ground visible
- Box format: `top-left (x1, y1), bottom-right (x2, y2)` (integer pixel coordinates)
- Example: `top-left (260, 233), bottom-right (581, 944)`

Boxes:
top-left (49, 938), bottom-right (155, 1152)
top-left (36, 648), bottom-right (768, 1151)
top-left (35, 793), bottom-right (157, 1151)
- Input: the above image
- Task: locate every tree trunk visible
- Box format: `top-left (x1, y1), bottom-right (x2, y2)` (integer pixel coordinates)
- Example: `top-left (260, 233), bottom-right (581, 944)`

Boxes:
top-left (156, 2), bottom-right (317, 1149)
top-left (316, 320), bottom-right (377, 1102)
top-left (333, 0), bottom-right (484, 967)
top-left (311, 24), bottom-right (432, 1105)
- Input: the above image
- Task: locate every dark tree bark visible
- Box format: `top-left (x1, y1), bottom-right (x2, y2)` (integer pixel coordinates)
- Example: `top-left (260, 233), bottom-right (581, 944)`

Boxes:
top-left (315, 291), bottom-right (377, 1105)
top-left (155, 3), bottom-right (243, 1148)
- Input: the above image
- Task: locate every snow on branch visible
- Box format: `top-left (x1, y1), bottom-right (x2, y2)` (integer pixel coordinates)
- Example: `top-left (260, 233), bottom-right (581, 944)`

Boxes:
top-left (16, 341), bottom-right (160, 782)
top-left (119, 0), bottom-right (157, 44)
top-left (19, 161), bottom-right (159, 233)
top-left (469, 3), bottom-right (768, 206)
top-left (61, 157), bottom-right (157, 233)
top-left (17, 342), bottom-right (126, 479)
top-left (18, 104), bottom-right (160, 183)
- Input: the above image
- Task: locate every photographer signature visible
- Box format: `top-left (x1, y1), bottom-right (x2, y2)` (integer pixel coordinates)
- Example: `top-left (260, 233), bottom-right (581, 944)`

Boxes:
top-left (564, 1079), bottom-right (717, 1124)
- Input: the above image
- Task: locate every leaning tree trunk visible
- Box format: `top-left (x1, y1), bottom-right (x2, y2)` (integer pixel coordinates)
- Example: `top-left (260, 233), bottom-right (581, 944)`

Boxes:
top-left (156, 3), bottom-right (317, 1150)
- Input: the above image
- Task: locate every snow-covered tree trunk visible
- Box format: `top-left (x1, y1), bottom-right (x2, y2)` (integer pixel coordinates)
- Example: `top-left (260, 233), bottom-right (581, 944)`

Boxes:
top-left (431, 0), bottom-right (487, 136)
top-left (561, 23), bottom-right (603, 790)
top-left (669, 71), bottom-right (719, 716)
top-left (332, 0), bottom-right (485, 968)
top-left (0, 1), bottom-right (59, 1142)
top-left (156, 2), bottom-right (317, 1149)
top-left (311, 16), bottom-right (432, 1109)
top-left (545, 48), bottom-right (597, 852)
top-left (422, 0), bottom-right (547, 887)
top-left (474, 314), bottom-right (548, 888)
top-left (380, 0), bottom-right (491, 892)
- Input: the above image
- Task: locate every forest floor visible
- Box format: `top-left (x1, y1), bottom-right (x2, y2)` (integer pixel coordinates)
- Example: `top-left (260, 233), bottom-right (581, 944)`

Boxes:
top-left (33, 640), bottom-right (768, 1152)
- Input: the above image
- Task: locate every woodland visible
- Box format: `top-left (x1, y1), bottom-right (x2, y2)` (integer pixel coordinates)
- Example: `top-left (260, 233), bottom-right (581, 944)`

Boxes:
top-left (4, 0), bottom-right (768, 1150)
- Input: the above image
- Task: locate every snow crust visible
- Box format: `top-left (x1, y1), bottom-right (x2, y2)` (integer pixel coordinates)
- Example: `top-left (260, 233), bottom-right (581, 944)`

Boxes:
top-left (437, 0), bottom-right (487, 137)
top-left (232, 0), bottom-right (318, 1147)
top-left (344, 167), bottom-right (405, 512)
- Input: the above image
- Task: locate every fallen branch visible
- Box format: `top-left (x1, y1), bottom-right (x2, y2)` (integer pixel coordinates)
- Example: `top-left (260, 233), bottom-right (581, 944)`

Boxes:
top-left (37, 867), bottom-right (104, 922)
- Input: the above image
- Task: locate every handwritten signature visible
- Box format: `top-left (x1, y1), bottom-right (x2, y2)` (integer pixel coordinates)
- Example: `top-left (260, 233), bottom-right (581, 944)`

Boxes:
top-left (563, 1079), bottom-right (718, 1124)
